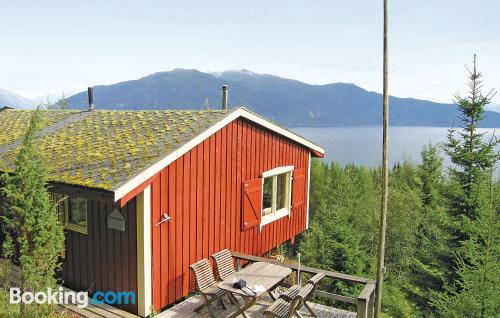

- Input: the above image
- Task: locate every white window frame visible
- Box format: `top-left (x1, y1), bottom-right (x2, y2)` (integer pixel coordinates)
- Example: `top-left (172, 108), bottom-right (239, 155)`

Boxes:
top-left (260, 166), bottom-right (294, 228)
top-left (64, 197), bottom-right (88, 234)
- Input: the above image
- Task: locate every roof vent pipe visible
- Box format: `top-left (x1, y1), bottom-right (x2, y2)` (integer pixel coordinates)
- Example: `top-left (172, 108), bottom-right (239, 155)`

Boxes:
top-left (221, 85), bottom-right (228, 110)
top-left (87, 87), bottom-right (95, 111)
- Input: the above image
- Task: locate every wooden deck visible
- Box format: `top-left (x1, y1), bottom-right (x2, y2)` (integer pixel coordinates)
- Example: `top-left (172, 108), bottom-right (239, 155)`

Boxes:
top-left (8, 264), bottom-right (139, 318)
top-left (56, 293), bottom-right (139, 318)
top-left (6, 251), bottom-right (375, 318)
top-left (157, 294), bottom-right (357, 318)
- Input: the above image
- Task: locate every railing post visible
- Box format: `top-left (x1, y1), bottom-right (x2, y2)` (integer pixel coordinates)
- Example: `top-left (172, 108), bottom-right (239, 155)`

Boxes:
top-left (357, 299), bottom-right (368, 318)
top-left (235, 257), bottom-right (242, 271)
top-left (297, 253), bottom-right (301, 285)
top-left (357, 283), bottom-right (376, 318)
top-left (368, 286), bottom-right (375, 318)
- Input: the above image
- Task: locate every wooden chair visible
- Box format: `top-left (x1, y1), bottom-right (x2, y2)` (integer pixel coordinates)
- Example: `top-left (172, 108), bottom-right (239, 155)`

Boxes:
top-left (279, 273), bottom-right (325, 317)
top-left (211, 249), bottom-right (236, 280)
top-left (189, 258), bottom-right (237, 318)
top-left (264, 283), bottom-right (314, 318)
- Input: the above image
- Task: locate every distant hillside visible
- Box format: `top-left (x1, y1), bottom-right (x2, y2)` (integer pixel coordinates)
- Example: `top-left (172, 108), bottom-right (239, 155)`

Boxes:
top-left (65, 69), bottom-right (500, 127)
top-left (0, 88), bottom-right (35, 109)
top-left (486, 103), bottom-right (500, 113)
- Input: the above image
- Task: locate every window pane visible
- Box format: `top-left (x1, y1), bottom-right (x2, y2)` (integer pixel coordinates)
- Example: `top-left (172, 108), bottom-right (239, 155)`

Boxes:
top-left (276, 173), bottom-right (288, 210)
top-left (69, 197), bottom-right (87, 227)
top-left (262, 177), bottom-right (273, 215)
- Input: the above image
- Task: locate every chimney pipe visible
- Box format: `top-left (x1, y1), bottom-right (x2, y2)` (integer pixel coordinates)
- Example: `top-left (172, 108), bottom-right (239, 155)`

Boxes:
top-left (87, 87), bottom-right (94, 111)
top-left (221, 85), bottom-right (228, 110)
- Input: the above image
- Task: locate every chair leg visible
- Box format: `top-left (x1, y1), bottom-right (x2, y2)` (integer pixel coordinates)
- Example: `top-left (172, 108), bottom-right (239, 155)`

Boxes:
top-left (206, 302), bottom-right (218, 318)
top-left (194, 294), bottom-right (211, 312)
top-left (228, 293), bottom-right (240, 306)
top-left (219, 298), bottom-right (227, 310)
top-left (194, 302), bottom-right (206, 312)
top-left (194, 293), bottom-right (220, 317)
top-left (304, 302), bottom-right (317, 317)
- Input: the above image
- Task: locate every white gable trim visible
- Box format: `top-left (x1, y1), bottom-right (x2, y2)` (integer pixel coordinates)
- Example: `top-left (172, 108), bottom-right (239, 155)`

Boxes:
top-left (136, 185), bottom-right (152, 317)
top-left (306, 152), bottom-right (312, 229)
top-left (113, 107), bottom-right (325, 201)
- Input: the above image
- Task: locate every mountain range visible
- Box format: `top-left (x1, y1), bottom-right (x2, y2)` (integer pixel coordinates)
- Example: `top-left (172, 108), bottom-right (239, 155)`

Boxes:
top-left (2, 69), bottom-right (500, 127)
top-left (0, 88), bottom-right (35, 109)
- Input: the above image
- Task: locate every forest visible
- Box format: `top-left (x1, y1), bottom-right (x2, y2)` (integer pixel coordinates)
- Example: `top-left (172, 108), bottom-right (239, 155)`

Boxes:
top-left (294, 66), bottom-right (500, 317)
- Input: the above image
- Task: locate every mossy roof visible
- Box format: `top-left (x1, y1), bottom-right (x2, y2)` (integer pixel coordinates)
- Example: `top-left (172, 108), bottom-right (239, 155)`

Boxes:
top-left (0, 110), bottom-right (78, 147)
top-left (0, 109), bottom-right (231, 191)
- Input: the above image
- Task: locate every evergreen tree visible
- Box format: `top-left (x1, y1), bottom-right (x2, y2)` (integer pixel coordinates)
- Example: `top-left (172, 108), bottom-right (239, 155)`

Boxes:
top-left (0, 109), bottom-right (65, 317)
top-left (434, 56), bottom-right (500, 317)
top-left (420, 144), bottom-right (445, 208)
top-left (54, 92), bottom-right (69, 110)
top-left (432, 173), bottom-right (499, 317)
top-left (409, 144), bottom-right (452, 314)
top-left (444, 55), bottom-right (499, 221)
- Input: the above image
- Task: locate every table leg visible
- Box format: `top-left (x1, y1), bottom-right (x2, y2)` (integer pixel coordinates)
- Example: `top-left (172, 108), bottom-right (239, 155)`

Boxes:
top-left (226, 296), bottom-right (255, 318)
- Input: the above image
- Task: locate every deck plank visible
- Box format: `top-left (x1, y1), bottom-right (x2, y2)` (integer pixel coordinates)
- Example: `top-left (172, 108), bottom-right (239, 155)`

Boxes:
top-left (157, 295), bottom-right (357, 318)
top-left (7, 264), bottom-right (139, 318)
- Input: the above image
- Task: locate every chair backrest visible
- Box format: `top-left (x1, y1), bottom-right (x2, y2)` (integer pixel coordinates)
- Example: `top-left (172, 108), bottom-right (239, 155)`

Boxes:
top-left (189, 258), bottom-right (216, 293)
top-left (307, 273), bottom-right (325, 286)
top-left (211, 249), bottom-right (236, 280)
top-left (286, 284), bottom-right (314, 318)
top-left (306, 272), bottom-right (325, 301)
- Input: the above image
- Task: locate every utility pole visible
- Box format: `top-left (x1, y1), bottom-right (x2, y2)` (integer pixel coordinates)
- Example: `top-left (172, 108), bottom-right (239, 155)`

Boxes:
top-left (375, 0), bottom-right (389, 317)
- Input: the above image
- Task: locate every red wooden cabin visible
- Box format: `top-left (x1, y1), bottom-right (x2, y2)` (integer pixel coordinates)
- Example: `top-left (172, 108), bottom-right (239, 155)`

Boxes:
top-left (0, 106), bottom-right (324, 316)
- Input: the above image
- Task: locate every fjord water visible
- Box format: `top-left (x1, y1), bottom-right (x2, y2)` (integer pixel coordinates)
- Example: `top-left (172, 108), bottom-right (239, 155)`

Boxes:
top-left (292, 126), bottom-right (499, 168)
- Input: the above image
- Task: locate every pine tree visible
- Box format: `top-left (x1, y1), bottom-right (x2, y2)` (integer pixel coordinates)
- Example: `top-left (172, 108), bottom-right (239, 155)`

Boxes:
top-left (444, 55), bottom-right (499, 221)
top-left (432, 172), bottom-right (499, 317)
top-left (434, 56), bottom-right (500, 317)
top-left (0, 109), bottom-right (65, 317)
top-left (410, 144), bottom-right (452, 313)
top-left (420, 144), bottom-right (445, 208)
top-left (55, 92), bottom-right (69, 110)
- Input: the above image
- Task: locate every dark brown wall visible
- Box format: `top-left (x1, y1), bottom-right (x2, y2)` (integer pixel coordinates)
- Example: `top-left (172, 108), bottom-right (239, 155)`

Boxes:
top-left (0, 189), bottom-right (138, 314)
top-left (60, 195), bottom-right (138, 314)
top-left (0, 188), bottom-right (4, 256)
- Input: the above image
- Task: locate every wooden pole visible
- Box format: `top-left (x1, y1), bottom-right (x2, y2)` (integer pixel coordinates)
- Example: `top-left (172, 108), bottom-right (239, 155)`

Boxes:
top-left (375, 0), bottom-right (389, 317)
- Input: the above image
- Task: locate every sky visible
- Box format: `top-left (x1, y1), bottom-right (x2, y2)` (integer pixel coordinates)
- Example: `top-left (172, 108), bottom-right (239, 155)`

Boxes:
top-left (1, 0), bottom-right (499, 104)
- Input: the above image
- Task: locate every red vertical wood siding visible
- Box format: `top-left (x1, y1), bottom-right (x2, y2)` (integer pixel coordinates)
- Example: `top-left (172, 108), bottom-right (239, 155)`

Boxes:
top-left (149, 118), bottom-right (310, 310)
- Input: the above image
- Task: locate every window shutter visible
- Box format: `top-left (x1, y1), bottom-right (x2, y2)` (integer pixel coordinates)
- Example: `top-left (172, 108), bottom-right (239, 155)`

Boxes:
top-left (292, 168), bottom-right (305, 209)
top-left (241, 178), bottom-right (262, 230)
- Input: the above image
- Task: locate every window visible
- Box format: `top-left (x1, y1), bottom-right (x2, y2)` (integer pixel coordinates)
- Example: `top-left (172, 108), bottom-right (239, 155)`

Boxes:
top-left (260, 166), bottom-right (293, 227)
top-left (49, 192), bottom-right (67, 224)
top-left (65, 197), bottom-right (88, 234)
top-left (262, 177), bottom-right (273, 216)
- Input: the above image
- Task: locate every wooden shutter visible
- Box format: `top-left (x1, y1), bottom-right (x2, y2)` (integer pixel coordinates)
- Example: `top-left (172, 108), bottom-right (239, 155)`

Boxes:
top-left (241, 178), bottom-right (262, 230)
top-left (292, 168), bottom-right (305, 209)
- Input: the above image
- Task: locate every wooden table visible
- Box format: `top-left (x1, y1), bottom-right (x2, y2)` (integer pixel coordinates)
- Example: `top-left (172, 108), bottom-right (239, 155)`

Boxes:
top-left (218, 262), bottom-right (292, 318)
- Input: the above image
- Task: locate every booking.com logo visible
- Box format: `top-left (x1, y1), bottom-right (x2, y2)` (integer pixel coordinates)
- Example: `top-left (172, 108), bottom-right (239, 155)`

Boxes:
top-left (10, 287), bottom-right (136, 308)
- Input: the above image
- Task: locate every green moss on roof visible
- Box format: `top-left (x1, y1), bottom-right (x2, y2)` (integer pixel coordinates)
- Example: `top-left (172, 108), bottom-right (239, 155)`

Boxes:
top-left (0, 110), bottom-right (77, 147)
top-left (0, 109), bottom-right (230, 191)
